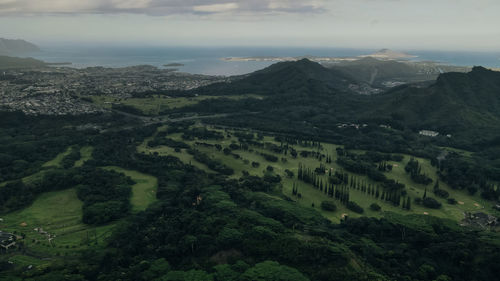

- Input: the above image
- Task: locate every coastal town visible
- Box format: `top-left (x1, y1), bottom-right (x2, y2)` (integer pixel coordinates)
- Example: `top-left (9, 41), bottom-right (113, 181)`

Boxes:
top-left (0, 65), bottom-right (228, 115)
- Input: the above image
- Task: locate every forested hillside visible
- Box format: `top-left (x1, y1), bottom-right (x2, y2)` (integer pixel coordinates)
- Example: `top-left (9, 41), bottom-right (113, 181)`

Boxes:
top-left (1, 59), bottom-right (500, 280)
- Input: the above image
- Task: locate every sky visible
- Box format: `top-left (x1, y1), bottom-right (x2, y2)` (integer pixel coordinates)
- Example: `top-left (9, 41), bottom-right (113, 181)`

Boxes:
top-left (0, 0), bottom-right (499, 50)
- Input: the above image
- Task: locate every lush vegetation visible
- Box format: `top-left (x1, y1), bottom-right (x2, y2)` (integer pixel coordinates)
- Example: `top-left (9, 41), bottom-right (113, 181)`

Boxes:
top-left (1, 61), bottom-right (500, 280)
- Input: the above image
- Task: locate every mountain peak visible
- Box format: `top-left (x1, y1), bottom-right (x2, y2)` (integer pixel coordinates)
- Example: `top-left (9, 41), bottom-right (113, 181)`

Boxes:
top-left (0, 38), bottom-right (40, 55)
top-left (471, 66), bottom-right (491, 73)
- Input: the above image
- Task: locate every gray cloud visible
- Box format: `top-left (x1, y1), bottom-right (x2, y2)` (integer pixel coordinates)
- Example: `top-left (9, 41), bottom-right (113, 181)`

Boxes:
top-left (0, 0), bottom-right (327, 16)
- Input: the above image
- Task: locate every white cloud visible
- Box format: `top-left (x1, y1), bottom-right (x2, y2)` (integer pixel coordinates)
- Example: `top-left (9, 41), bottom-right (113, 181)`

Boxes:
top-left (0, 0), bottom-right (326, 15)
top-left (193, 3), bottom-right (239, 13)
top-left (112, 0), bottom-right (152, 10)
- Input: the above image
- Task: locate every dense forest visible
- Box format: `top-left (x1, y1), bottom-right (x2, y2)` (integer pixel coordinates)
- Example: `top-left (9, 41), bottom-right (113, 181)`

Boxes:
top-left (1, 60), bottom-right (500, 280)
top-left (0, 110), bottom-right (498, 281)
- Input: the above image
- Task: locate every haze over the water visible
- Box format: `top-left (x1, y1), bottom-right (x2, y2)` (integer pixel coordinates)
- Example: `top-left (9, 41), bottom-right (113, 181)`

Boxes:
top-left (0, 0), bottom-right (499, 51)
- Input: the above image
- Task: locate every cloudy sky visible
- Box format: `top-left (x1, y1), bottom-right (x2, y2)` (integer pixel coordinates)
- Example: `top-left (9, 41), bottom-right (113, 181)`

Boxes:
top-left (0, 0), bottom-right (499, 50)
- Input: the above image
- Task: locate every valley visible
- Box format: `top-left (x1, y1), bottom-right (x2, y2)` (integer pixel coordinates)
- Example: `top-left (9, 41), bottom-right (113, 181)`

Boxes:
top-left (1, 58), bottom-right (500, 281)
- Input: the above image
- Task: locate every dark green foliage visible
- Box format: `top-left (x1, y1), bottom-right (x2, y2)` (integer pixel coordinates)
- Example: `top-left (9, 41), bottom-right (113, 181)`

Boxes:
top-left (147, 137), bottom-right (190, 149)
top-left (369, 203), bottom-right (381, 211)
top-left (3, 63), bottom-right (500, 280)
top-left (187, 149), bottom-right (234, 175)
top-left (405, 158), bottom-right (433, 185)
top-left (434, 189), bottom-right (450, 198)
top-left (447, 198), bottom-right (457, 205)
top-left (320, 201), bottom-right (337, 212)
top-left (181, 127), bottom-right (224, 141)
top-left (61, 146), bottom-right (81, 169)
top-left (76, 168), bottom-right (133, 225)
top-left (261, 153), bottom-right (279, 162)
top-left (112, 103), bottom-right (147, 116)
top-left (422, 197), bottom-right (442, 209)
top-left (346, 201), bottom-right (364, 214)
top-left (0, 168), bottom-right (81, 213)
top-left (240, 261), bottom-right (309, 281)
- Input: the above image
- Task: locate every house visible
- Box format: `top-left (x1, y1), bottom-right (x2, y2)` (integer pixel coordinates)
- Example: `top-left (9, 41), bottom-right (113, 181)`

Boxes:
top-left (0, 231), bottom-right (16, 252)
top-left (462, 212), bottom-right (498, 229)
top-left (419, 130), bottom-right (440, 137)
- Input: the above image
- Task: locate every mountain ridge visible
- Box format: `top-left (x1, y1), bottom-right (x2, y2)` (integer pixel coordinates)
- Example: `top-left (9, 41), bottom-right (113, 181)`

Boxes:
top-left (0, 38), bottom-right (40, 55)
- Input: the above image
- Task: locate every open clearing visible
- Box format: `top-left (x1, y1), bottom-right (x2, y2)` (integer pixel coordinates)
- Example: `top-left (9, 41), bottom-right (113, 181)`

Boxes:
top-left (103, 166), bottom-right (158, 212)
top-left (1, 188), bottom-right (114, 257)
top-left (74, 146), bottom-right (93, 167)
top-left (93, 94), bottom-right (262, 115)
top-left (139, 124), bottom-right (496, 223)
top-left (42, 146), bottom-right (73, 168)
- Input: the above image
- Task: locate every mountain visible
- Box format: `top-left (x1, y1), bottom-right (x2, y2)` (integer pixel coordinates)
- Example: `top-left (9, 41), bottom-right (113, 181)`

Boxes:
top-left (372, 67), bottom-right (500, 134)
top-left (328, 57), bottom-right (426, 86)
top-left (0, 38), bottom-right (40, 55)
top-left (186, 60), bottom-right (500, 142)
top-left (192, 59), bottom-right (373, 96)
top-left (327, 57), bottom-right (472, 88)
top-left (0, 55), bottom-right (47, 69)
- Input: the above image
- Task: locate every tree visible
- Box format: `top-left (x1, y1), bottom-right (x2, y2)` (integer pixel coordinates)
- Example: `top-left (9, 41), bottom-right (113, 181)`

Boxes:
top-left (406, 197), bottom-right (411, 210)
top-left (423, 197), bottom-right (442, 209)
top-left (321, 201), bottom-right (337, 212)
top-left (370, 203), bottom-right (381, 211)
top-left (240, 261), bottom-right (309, 281)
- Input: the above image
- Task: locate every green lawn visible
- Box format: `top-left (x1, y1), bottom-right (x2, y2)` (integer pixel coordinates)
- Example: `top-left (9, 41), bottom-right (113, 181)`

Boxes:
top-left (0, 188), bottom-right (114, 257)
top-left (139, 124), bottom-right (498, 223)
top-left (74, 146), bottom-right (93, 167)
top-left (102, 166), bottom-right (158, 212)
top-left (92, 94), bottom-right (263, 115)
top-left (42, 146), bottom-right (72, 168)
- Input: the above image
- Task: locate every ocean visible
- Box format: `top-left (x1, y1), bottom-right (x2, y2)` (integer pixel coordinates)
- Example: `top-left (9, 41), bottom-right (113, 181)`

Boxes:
top-left (31, 46), bottom-right (500, 76)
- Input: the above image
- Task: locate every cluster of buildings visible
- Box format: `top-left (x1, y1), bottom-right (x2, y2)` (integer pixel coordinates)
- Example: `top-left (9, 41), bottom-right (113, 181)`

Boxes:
top-left (0, 231), bottom-right (16, 252)
top-left (0, 65), bottom-right (227, 116)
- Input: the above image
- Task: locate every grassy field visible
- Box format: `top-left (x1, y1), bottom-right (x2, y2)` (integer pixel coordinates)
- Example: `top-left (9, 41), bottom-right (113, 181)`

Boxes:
top-left (92, 94), bottom-right (262, 115)
top-left (0, 164), bottom-right (157, 268)
top-left (0, 188), bottom-right (114, 257)
top-left (139, 124), bottom-right (496, 223)
top-left (103, 166), bottom-right (158, 212)
top-left (42, 146), bottom-right (72, 168)
top-left (74, 146), bottom-right (93, 167)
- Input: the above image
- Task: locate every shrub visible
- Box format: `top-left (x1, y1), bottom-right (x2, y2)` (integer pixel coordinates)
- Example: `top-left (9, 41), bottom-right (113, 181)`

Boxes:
top-left (467, 186), bottom-right (478, 195)
top-left (370, 203), bottom-right (381, 211)
top-left (422, 197), bottom-right (442, 209)
top-left (266, 165), bottom-right (274, 172)
top-left (321, 201), bottom-right (337, 212)
top-left (229, 143), bottom-right (240, 150)
top-left (261, 153), bottom-right (278, 162)
top-left (447, 198), bottom-right (457, 205)
top-left (434, 189), bottom-right (449, 198)
top-left (347, 201), bottom-right (364, 214)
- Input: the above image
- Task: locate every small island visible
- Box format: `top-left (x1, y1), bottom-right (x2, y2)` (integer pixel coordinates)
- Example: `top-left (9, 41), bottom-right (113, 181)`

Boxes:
top-left (164, 63), bottom-right (184, 67)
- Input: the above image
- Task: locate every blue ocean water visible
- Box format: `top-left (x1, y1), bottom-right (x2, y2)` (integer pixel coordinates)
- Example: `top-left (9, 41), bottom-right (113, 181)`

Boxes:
top-left (31, 46), bottom-right (500, 76)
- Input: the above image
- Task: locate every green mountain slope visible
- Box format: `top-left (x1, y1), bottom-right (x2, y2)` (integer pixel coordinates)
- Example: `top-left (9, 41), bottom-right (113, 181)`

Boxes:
top-left (185, 60), bottom-right (500, 141)
top-left (0, 38), bottom-right (40, 55)
top-left (192, 59), bottom-right (363, 96)
top-left (0, 55), bottom-right (47, 69)
top-left (374, 67), bottom-right (500, 134)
